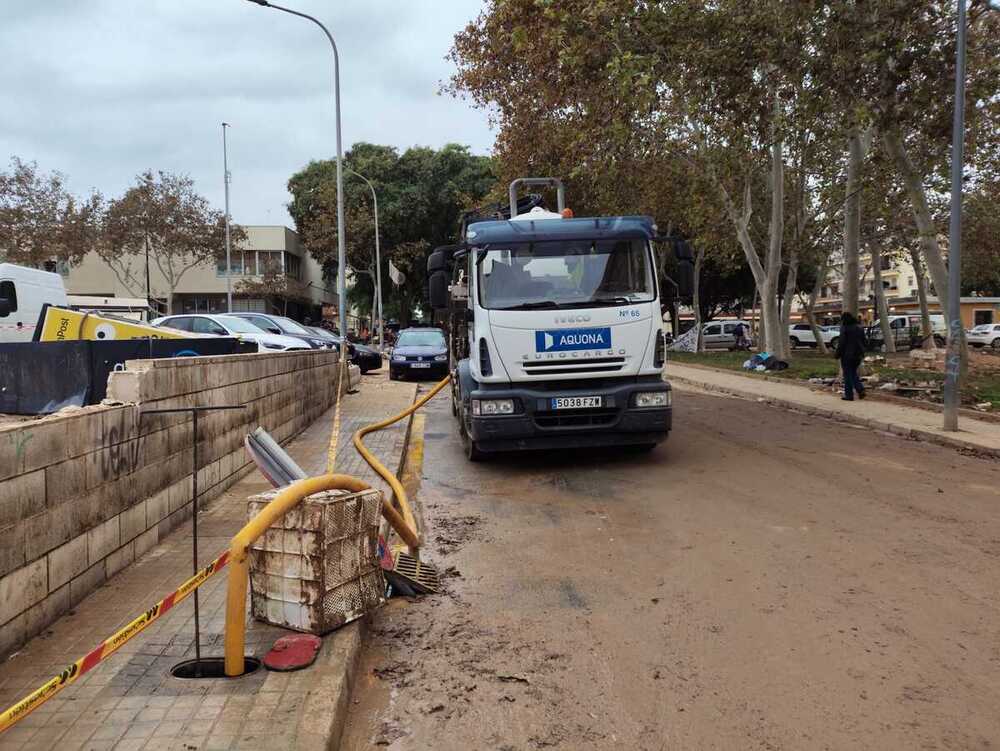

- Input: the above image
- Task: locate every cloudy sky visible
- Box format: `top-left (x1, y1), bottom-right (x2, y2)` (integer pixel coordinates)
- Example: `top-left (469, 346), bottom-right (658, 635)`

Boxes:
top-left (0, 0), bottom-right (494, 225)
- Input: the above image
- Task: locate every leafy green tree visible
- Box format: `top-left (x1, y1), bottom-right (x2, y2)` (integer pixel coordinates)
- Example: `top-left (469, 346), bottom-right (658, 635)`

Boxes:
top-left (287, 143), bottom-right (494, 325)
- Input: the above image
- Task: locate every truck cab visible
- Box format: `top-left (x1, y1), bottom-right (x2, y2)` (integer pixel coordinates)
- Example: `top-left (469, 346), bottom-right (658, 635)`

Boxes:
top-left (428, 179), bottom-right (693, 460)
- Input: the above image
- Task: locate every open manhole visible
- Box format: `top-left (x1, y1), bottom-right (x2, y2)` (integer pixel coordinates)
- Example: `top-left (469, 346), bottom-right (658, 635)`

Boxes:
top-left (170, 657), bottom-right (261, 679)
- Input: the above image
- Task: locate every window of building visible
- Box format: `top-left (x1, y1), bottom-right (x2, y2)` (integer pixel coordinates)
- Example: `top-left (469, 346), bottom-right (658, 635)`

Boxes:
top-left (258, 251), bottom-right (283, 275)
top-left (880, 257), bottom-right (892, 271)
top-left (232, 298), bottom-right (267, 313)
top-left (284, 253), bottom-right (302, 280)
top-left (181, 296), bottom-right (226, 314)
top-left (974, 310), bottom-right (994, 326)
top-left (216, 254), bottom-right (244, 276)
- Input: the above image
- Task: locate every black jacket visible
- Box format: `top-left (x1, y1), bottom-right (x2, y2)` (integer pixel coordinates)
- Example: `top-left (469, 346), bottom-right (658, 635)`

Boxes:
top-left (836, 324), bottom-right (867, 363)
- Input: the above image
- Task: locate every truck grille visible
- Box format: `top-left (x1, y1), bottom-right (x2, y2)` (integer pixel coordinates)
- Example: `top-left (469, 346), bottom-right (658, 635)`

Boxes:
top-left (522, 357), bottom-right (625, 376)
top-left (533, 409), bottom-right (619, 429)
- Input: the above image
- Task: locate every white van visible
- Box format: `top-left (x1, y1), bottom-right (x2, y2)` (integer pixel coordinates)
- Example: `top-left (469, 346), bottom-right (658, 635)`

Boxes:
top-left (0, 264), bottom-right (69, 343)
top-left (869, 314), bottom-right (946, 348)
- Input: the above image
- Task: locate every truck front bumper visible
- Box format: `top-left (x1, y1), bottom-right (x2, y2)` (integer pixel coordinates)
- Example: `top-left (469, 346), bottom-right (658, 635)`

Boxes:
top-left (467, 376), bottom-right (671, 453)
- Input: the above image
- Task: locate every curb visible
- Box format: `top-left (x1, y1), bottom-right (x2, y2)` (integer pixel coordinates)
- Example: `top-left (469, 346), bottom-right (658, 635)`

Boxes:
top-left (670, 373), bottom-right (1000, 460)
top-left (668, 359), bottom-right (1000, 424)
top-left (300, 382), bottom-right (423, 751)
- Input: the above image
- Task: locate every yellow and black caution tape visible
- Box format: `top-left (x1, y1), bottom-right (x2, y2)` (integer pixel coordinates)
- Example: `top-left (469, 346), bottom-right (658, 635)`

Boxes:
top-left (0, 551), bottom-right (230, 734)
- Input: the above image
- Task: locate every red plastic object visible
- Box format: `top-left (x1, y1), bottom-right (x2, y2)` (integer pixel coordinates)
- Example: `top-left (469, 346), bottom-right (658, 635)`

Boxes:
top-left (263, 634), bottom-right (322, 672)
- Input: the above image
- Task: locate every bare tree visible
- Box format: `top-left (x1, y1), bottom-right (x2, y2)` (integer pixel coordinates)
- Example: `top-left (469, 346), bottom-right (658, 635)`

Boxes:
top-left (99, 171), bottom-right (239, 312)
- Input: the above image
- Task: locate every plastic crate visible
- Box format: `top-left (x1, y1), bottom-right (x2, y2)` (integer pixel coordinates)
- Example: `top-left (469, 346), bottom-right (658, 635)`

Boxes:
top-left (247, 487), bottom-right (386, 634)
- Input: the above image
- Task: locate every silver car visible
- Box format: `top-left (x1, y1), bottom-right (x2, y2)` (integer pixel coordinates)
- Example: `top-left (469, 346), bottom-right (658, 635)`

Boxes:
top-left (700, 320), bottom-right (751, 350)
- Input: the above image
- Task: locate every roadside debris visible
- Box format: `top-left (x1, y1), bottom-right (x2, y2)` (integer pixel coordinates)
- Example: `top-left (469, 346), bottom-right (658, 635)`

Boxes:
top-left (742, 352), bottom-right (789, 372)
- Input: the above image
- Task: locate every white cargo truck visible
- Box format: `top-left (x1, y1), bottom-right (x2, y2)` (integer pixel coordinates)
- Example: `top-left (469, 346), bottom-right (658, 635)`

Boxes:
top-left (427, 178), bottom-right (694, 460)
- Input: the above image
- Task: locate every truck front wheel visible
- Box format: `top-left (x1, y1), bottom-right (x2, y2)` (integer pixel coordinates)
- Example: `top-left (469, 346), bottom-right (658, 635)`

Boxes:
top-left (458, 404), bottom-right (485, 462)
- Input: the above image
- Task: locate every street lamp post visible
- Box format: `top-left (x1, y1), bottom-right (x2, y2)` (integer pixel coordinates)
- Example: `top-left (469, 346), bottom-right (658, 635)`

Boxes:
top-left (346, 168), bottom-right (383, 351)
top-left (222, 122), bottom-right (233, 313)
top-left (942, 0), bottom-right (968, 431)
top-left (245, 0), bottom-right (348, 339)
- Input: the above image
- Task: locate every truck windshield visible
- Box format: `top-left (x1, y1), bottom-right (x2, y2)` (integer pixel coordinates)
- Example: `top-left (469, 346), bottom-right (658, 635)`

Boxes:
top-left (477, 240), bottom-right (655, 310)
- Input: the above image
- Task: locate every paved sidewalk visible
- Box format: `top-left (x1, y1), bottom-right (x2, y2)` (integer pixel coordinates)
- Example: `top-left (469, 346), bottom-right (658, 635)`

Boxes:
top-left (0, 372), bottom-right (417, 751)
top-left (667, 362), bottom-right (1000, 456)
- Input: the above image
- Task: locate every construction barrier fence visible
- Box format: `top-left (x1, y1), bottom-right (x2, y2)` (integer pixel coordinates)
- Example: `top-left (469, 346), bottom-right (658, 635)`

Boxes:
top-left (0, 551), bottom-right (231, 734)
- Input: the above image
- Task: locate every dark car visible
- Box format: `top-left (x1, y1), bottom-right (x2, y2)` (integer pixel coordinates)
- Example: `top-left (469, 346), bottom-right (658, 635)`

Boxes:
top-left (389, 327), bottom-right (448, 381)
top-left (352, 342), bottom-right (383, 373)
top-left (305, 326), bottom-right (382, 373)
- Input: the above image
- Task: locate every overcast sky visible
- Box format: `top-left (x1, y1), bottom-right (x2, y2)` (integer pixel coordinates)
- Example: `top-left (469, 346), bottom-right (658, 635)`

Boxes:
top-left (0, 0), bottom-right (494, 226)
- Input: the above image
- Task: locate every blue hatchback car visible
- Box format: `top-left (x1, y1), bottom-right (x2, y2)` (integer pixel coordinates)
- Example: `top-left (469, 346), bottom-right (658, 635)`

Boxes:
top-left (389, 327), bottom-right (449, 380)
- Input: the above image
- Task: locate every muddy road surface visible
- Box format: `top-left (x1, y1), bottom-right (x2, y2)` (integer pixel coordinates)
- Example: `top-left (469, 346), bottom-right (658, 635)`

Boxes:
top-left (341, 386), bottom-right (1000, 750)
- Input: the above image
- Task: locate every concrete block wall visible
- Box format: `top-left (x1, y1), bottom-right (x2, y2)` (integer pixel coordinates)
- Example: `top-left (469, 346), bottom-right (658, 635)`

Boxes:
top-left (0, 350), bottom-right (345, 658)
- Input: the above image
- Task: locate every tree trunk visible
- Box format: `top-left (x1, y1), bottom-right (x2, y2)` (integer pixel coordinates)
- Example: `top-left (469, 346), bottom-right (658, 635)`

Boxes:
top-left (871, 242), bottom-right (896, 353)
top-left (692, 245), bottom-right (705, 352)
top-left (780, 247), bottom-right (800, 356)
top-left (805, 254), bottom-right (830, 355)
top-left (881, 130), bottom-right (950, 316)
top-left (767, 106), bottom-right (787, 359)
top-left (842, 130), bottom-right (865, 317)
top-left (750, 287), bottom-right (760, 350)
top-left (911, 247), bottom-right (936, 350)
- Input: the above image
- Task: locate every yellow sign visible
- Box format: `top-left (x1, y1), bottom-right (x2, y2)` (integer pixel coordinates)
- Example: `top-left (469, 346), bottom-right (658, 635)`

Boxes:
top-left (36, 306), bottom-right (190, 342)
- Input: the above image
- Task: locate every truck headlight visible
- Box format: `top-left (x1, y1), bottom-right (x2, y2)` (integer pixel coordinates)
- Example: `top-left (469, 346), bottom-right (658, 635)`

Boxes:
top-left (434, 354), bottom-right (448, 361)
top-left (472, 398), bottom-right (514, 416)
top-left (633, 391), bottom-right (669, 408)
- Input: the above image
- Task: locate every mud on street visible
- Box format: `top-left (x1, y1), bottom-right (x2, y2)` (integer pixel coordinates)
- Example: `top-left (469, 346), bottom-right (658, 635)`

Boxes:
top-left (342, 386), bottom-right (1000, 750)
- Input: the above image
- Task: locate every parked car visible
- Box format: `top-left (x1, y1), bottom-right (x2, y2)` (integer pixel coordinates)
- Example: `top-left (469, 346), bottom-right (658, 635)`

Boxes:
top-left (868, 314), bottom-right (946, 349)
top-left (352, 342), bottom-right (383, 373)
top-left (389, 327), bottom-right (448, 380)
top-left (303, 325), bottom-right (354, 356)
top-left (700, 320), bottom-right (751, 350)
top-left (150, 314), bottom-right (310, 351)
top-left (967, 323), bottom-right (1000, 350)
top-left (788, 322), bottom-right (838, 348)
top-left (227, 313), bottom-right (332, 350)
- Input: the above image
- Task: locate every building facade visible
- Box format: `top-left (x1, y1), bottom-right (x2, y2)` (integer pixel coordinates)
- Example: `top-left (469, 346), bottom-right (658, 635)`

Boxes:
top-left (66, 226), bottom-right (336, 321)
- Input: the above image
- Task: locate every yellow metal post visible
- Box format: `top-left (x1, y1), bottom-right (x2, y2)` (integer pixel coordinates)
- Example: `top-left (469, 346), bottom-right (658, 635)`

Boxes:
top-left (223, 473), bottom-right (371, 676)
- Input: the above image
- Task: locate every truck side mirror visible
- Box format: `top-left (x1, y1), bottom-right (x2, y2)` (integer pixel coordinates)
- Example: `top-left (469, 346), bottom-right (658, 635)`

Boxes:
top-left (429, 271), bottom-right (449, 310)
top-left (0, 298), bottom-right (9, 317)
top-left (672, 239), bottom-right (694, 262)
top-left (672, 260), bottom-right (695, 298)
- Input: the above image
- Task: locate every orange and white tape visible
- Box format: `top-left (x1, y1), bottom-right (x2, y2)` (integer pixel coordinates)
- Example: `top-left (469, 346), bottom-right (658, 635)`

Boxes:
top-left (0, 551), bottom-right (230, 734)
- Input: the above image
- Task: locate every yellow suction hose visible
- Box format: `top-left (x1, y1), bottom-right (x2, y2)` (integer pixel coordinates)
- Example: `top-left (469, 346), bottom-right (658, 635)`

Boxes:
top-left (352, 374), bottom-right (452, 554)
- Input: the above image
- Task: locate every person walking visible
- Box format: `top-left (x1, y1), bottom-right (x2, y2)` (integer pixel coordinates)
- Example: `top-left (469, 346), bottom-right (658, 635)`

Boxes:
top-left (835, 311), bottom-right (867, 401)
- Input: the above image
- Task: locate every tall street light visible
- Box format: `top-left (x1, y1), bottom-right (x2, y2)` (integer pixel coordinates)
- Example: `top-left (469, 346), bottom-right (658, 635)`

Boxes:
top-left (942, 0), bottom-right (968, 431)
top-left (245, 0), bottom-right (348, 339)
top-left (222, 122), bottom-right (233, 313)
top-left (346, 168), bottom-right (383, 351)
top-left (943, 0), bottom-right (999, 431)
